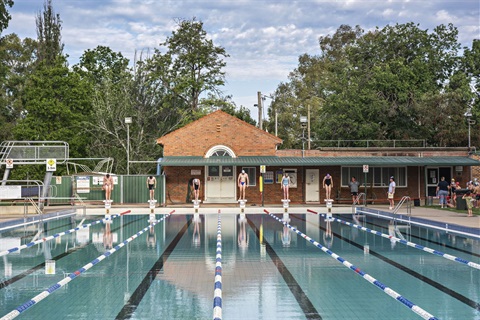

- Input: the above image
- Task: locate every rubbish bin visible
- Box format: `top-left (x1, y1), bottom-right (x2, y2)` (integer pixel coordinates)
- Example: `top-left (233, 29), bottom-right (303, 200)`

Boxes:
top-left (455, 189), bottom-right (469, 210)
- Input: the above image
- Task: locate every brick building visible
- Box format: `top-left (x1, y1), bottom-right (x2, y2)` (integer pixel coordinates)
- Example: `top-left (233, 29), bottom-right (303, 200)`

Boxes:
top-left (157, 110), bottom-right (479, 205)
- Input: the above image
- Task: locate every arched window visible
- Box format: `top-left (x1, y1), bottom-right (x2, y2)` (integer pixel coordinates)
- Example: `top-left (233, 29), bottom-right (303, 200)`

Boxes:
top-left (205, 145), bottom-right (236, 158)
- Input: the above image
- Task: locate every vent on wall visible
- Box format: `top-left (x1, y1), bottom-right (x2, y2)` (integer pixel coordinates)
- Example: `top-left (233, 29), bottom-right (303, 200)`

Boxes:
top-left (455, 166), bottom-right (463, 172)
top-left (216, 124), bottom-right (221, 132)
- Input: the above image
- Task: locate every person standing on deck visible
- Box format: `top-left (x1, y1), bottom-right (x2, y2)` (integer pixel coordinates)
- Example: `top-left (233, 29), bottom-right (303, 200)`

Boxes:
top-left (388, 176), bottom-right (396, 210)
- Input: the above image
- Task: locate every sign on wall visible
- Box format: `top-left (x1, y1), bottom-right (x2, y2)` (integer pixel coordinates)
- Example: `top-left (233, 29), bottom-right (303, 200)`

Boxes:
top-left (0, 186), bottom-right (22, 199)
top-left (46, 159), bottom-right (57, 172)
top-left (76, 176), bottom-right (90, 193)
top-left (264, 171), bottom-right (274, 184)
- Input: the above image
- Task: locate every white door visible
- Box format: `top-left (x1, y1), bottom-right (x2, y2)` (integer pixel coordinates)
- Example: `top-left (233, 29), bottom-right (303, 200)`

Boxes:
top-left (305, 169), bottom-right (320, 202)
top-left (205, 165), bottom-right (236, 203)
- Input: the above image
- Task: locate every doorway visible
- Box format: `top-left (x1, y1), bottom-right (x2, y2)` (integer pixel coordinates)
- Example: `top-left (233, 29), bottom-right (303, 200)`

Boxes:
top-left (205, 165), bottom-right (236, 203)
top-left (305, 169), bottom-right (319, 202)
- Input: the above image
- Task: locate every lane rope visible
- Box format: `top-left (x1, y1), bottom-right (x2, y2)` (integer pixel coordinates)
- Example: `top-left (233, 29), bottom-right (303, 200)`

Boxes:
top-left (0, 210), bottom-right (132, 257)
top-left (307, 209), bottom-right (480, 270)
top-left (213, 210), bottom-right (222, 320)
top-left (0, 210), bottom-right (174, 320)
top-left (265, 209), bottom-right (438, 320)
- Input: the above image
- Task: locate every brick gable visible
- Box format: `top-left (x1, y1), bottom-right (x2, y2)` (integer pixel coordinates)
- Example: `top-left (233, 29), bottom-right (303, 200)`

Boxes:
top-left (156, 110), bottom-right (282, 156)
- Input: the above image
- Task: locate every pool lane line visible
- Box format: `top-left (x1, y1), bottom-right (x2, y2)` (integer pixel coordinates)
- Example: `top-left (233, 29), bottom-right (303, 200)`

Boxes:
top-left (296, 212), bottom-right (480, 312)
top-left (213, 212), bottom-right (222, 320)
top-left (1, 211), bottom-right (174, 320)
top-left (265, 210), bottom-right (438, 320)
top-left (246, 216), bottom-right (322, 320)
top-left (357, 208), bottom-right (480, 239)
top-left (0, 214), bottom-right (144, 290)
top-left (307, 209), bottom-right (480, 270)
top-left (0, 210), bottom-right (132, 257)
top-left (344, 214), bottom-right (480, 259)
top-left (115, 211), bottom-right (191, 320)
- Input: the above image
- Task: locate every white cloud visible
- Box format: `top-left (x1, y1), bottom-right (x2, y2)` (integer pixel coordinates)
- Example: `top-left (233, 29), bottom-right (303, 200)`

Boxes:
top-left (3, 0), bottom-right (479, 122)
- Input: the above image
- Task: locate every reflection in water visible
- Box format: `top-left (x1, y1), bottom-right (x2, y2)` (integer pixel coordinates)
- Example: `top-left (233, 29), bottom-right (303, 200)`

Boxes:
top-left (281, 213), bottom-right (291, 247)
top-left (147, 223), bottom-right (156, 248)
top-left (323, 217), bottom-right (333, 249)
top-left (388, 220), bottom-right (397, 249)
top-left (192, 213), bottom-right (201, 248)
top-left (238, 214), bottom-right (248, 251)
top-left (103, 221), bottom-right (113, 250)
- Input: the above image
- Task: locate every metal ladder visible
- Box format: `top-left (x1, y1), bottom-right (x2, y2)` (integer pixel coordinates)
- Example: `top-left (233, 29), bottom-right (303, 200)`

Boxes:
top-left (392, 196), bottom-right (412, 216)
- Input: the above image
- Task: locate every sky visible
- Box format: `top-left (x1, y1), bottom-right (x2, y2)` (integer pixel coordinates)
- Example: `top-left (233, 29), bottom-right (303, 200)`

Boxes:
top-left (3, 0), bottom-right (480, 123)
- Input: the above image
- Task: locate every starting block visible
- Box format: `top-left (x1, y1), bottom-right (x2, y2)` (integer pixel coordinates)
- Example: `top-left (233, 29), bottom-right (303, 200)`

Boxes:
top-left (325, 199), bottom-right (334, 219)
top-left (281, 199), bottom-right (290, 212)
top-left (148, 199), bottom-right (157, 213)
top-left (238, 199), bottom-right (247, 213)
top-left (192, 200), bottom-right (201, 213)
top-left (103, 200), bottom-right (113, 213)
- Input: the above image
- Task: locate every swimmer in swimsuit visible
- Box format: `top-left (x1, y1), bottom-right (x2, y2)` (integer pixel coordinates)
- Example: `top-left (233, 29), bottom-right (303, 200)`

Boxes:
top-left (322, 173), bottom-right (333, 200)
top-left (147, 176), bottom-right (156, 200)
top-left (192, 178), bottom-right (200, 201)
top-left (237, 170), bottom-right (249, 200)
top-left (281, 173), bottom-right (291, 200)
top-left (103, 174), bottom-right (114, 201)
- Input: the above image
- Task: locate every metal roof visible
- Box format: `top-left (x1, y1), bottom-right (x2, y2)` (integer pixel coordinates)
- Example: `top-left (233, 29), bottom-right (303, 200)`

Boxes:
top-left (159, 156), bottom-right (480, 166)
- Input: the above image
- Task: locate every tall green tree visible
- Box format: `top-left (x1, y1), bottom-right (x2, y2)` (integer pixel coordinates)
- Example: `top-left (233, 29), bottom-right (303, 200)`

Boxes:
top-left (0, 34), bottom-right (36, 141)
top-left (269, 23), bottom-right (473, 148)
top-left (147, 18), bottom-right (229, 117)
top-left (0, 0), bottom-right (14, 34)
top-left (36, 0), bottom-right (63, 66)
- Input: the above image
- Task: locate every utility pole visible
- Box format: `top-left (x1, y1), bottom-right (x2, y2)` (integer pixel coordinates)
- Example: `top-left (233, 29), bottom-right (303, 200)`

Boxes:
top-left (307, 104), bottom-right (311, 150)
top-left (257, 91), bottom-right (263, 130)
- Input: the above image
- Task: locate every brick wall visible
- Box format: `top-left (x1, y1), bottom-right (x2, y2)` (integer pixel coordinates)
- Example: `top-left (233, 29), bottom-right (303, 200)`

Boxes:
top-left (158, 110), bottom-right (281, 157)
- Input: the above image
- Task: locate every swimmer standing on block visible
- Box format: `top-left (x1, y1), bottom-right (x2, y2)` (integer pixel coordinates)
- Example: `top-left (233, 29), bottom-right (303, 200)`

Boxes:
top-left (237, 170), bottom-right (249, 200)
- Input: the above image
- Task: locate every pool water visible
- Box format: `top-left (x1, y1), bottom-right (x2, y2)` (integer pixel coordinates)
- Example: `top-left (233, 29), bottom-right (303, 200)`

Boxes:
top-left (0, 212), bottom-right (479, 319)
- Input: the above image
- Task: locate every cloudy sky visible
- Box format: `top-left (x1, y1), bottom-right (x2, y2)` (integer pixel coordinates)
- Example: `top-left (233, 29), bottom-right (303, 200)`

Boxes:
top-left (4, 0), bottom-right (479, 122)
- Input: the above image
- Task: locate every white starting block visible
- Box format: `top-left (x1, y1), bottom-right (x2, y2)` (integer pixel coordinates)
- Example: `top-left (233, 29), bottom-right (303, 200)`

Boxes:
top-left (238, 199), bottom-right (247, 212)
top-left (103, 200), bottom-right (113, 213)
top-left (281, 199), bottom-right (290, 212)
top-left (148, 199), bottom-right (157, 213)
top-left (192, 200), bottom-right (201, 213)
top-left (282, 213), bottom-right (290, 223)
top-left (325, 199), bottom-right (334, 209)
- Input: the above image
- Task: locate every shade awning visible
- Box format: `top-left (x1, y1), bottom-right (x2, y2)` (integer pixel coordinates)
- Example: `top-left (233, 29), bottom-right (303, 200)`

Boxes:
top-left (158, 156), bottom-right (480, 166)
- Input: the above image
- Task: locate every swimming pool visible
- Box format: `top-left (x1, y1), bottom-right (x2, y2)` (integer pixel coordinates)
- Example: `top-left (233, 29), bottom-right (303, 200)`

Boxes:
top-left (0, 211), bottom-right (479, 319)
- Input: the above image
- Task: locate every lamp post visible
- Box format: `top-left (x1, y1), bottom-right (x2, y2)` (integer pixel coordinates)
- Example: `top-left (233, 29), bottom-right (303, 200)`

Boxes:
top-left (125, 117), bottom-right (132, 175)
top-left (464, 108), bottom-right (475, 149)
top-left (300, 116), bottom-right (307, 158)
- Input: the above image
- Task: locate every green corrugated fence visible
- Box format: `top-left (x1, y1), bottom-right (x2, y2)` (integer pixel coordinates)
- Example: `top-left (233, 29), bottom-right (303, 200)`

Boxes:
top-left (48, 175), bottom-right (165, 205)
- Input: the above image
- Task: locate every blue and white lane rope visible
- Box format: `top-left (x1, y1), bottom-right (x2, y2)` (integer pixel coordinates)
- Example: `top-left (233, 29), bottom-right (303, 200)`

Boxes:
top-left (0, 210), bottom-right (131, 257)
top-left (307, 209), bottom-right (480, 270)
top-left (265, 210), bottom-right (438, 320)
top-left (213, 212), bottom-right (223, 320)
top-left (0, 210), bottom-right (174, 320)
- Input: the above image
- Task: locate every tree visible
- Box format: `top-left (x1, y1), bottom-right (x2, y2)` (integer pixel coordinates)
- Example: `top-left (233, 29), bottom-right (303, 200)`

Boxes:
top-left (0, 33), bottom-right (36, 141)
top-left (0, 0), bottom-right (14, 34)
top-left (270, 23), bottom-right (472, 147)
top-left (147, 18), bottom-right (229, 115)
top-left (36, 0), bottom-right (63, 66)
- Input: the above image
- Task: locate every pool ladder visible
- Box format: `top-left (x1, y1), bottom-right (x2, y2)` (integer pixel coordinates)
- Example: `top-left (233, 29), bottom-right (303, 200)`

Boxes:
top-left (393, 196), bottom-right (412, 216)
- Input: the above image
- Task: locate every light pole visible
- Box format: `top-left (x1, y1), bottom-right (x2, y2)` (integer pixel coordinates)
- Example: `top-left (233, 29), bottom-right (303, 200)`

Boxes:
top-left (464, 108), bottom-right (475, 149)
top-left (125, 117), bottom-right (132, 175)
top-left (300, 116), bottom-right (307, 158)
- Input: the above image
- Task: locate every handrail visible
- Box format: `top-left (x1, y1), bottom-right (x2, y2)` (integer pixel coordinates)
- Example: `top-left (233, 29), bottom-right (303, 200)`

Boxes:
top-left (25, 197), bottom-right (43, 215)
top-left (392, 196), bottom-right (412, 216)
top-left (352, 192), bottom-right (366, 213)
